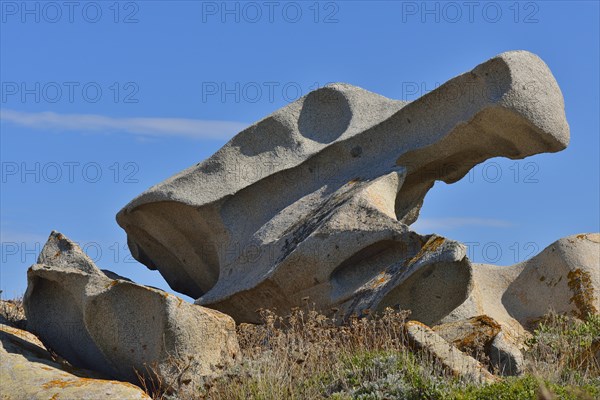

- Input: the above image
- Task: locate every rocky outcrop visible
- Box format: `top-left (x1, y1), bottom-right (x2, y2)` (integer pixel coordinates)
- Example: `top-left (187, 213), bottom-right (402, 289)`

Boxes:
top-left (432, 315), bottom-right (501, 354)
top-left (432, 315), bottom-right (524, 376)
top-left (116, 50), bottom-right (572, 325)
top-left (0, 322), bottom-right (150, 400)
top-left (24, 231), bottom-right (240, 398)
top-left (445, 233), bottom-right (600, 337)
top-left (403, 320), bottom-right (497, 383)
top-left (489, 331), bottom-right (525, 376)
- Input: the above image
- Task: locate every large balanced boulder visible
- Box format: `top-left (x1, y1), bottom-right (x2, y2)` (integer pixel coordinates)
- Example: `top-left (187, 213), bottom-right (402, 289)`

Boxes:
top-left (117, 50), bottom-right (572, 324)
top-left (24, 231), bottom-right (240, 398)
top-left (0, 322), bottom-right (150, 400)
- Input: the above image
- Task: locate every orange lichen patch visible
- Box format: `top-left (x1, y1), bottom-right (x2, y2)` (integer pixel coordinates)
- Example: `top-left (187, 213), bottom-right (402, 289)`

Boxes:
top-left (147, 287), bottom-right (170, 299)
top-left (105, 280), bottom-right (120, 289)
top-left (576, 234), bottom-right (587, 240)
top-left (42, 378), bottom-right (97, 389)
top-left (347, 177), bottom-right (362, 185)
top-left (432, 315), bottom-right (501, 353)
top-left (473, 315), bottom-right (501, 329)
top-left (456, 317), bottom-right (500, 350)
top-left (567, 269), bottom-right (598, 319)
top-left (1, 325), bottom-right (42, 345)
top-left (177, 297), bottom-right (184, 307)
top-left (407, 236), bottom-right (445, 266)
top-left (50, 394), bottom-right (59, 400)
top-left (370, 272), bottom-right (389, 289)
top-left (405, 320), bottom-right (430, 329)
top-left (42, 378), bottom-right (142, 391)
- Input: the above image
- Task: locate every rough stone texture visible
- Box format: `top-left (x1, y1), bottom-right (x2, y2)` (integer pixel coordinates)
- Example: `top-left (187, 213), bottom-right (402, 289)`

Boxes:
top-left (445, 233), bottom-right (600, 337)
top-left (489, 331), bottom-right (525, 376)
top-left (403, 321), bottom-right (497, 383)
top-left (24, 231), bottom-right (240, 398)
top-left (117, 50), bottom-right (571, 324)
top-left (0, 323), bottom-right (150, 400)
top-left (432, 315), bottom-right (501, 354)
top-left (432, 315), bottom-right (524, 376)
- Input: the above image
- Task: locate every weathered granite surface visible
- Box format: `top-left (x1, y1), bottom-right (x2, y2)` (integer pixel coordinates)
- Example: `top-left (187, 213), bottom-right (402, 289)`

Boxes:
top-left (117, 51), bottom-right (576, 326)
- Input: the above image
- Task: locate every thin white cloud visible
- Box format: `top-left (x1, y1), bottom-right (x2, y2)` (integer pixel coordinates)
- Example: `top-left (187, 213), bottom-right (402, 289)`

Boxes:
top-left (0, 109), bottom-right (248, 140)
top-left (412, 217), bottom-right (514, 231)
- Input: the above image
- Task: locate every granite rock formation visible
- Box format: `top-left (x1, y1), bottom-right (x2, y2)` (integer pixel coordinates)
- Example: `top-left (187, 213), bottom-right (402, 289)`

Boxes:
top-left (116, 51), bottom-right (589, 329)
top-left (24, 231), bottom-right (240, 398)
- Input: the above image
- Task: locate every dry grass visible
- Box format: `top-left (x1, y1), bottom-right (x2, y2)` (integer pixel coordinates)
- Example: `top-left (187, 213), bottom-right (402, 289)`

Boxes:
top-left (194, 307), bottom-right (600, 400)
top-left (199, 306), bottom-right (468, 400)
top-left (203, 306), bottom-right (413, 399)
top-left (524, 312), bottom-right (600, 388)
top-left (134, 354), bottom-right (197, 399)
top-left (0, 296), bottom-right (26, 329)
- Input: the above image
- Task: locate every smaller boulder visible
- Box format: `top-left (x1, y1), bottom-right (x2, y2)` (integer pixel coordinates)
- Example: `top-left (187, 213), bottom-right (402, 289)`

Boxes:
top-left (432, 315), bottom-right (525, 376)
top-left (0, 323), bottom-right (150, 400)
top-left (432, 315), bottom-right (501, 355)
top-left (24, 231), bottom-right (240, 399)
top-left (503, 233), bottom-right (600, 326)
top-left (403, 320), bottom-right (497, 384)
top-left (489, 331), bottom-right (525, 376)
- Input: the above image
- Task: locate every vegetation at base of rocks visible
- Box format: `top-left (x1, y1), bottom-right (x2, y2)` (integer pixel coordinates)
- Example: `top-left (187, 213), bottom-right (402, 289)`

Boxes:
top-left (525, 312), bottom-right (600, 388)
top-left (194, 308), bottom-right (599, 400)
top-left (134, 354), bottom-right (198, 398)
top-left (2, 295), bottom-right (598, 399)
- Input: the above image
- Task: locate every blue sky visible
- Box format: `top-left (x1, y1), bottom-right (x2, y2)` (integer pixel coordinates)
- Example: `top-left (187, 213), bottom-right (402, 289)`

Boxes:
top-left (1, 1), bottom-right (598, 300)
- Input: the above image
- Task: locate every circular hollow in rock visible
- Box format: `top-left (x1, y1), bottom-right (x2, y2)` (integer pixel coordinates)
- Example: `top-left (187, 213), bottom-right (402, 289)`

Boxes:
top-left (298, 87), bottom-right (352, 143)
